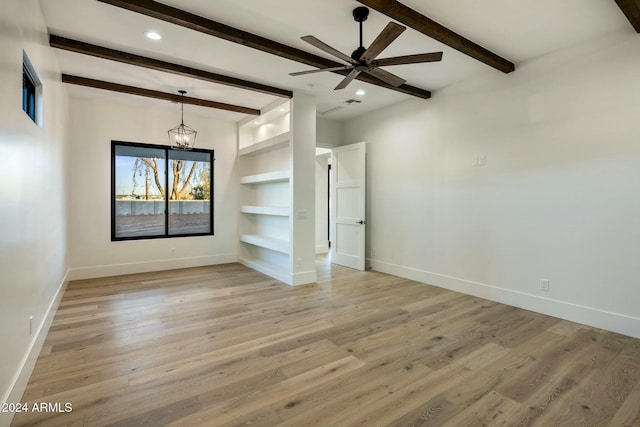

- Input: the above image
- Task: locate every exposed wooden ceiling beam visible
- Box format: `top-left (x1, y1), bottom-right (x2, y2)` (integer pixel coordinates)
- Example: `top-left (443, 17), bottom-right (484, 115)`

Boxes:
top-left (51, 35), bottom-right (291, 98)
top-left (356, 0), bottom-right (515, 74)
top-left (615, 0), bottom-right (640, 32)
top-left (96, 0), bottom-right (431, 99)
top-left (61, 74), bottom-right (260, 115)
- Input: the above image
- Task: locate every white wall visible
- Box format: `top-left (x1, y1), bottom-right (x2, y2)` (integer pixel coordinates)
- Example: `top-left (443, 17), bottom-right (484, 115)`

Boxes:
top-left (67, 97), bottom-right (238, 280)
top-left (0, 0), bottom-right (70, 420)
top-left (317, 118), bottom-right (343, 149)
top-left (343, 31), bottom-right (640, 338)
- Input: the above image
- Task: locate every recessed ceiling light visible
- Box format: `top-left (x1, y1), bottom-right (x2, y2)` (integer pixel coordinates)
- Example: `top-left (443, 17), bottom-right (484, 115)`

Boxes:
top-left (144, 31), bottom-right (162, 41)
top-left (279, 108), bottom-right (286, 112)
top-left (355, 89), bottom-right (366, 96)
top-left (253, 121), bottom-right (260, 125)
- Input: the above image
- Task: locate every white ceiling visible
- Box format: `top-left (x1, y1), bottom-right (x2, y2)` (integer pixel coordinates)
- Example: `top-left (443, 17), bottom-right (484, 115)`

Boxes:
top-left (39, 0), bottom-right (633, 122)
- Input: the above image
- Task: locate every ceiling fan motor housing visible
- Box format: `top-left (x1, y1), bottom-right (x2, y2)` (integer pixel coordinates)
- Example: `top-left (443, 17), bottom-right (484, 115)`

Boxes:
top-left (351, 46), bottom-right (367, 61)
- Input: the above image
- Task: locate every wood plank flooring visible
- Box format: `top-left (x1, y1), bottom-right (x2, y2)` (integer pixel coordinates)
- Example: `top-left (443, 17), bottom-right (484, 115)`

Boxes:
top-left (11, 259), bottom-right (640, 426)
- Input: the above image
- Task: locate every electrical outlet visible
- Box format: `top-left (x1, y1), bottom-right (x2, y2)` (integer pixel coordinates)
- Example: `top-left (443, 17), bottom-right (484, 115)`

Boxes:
top-left (296, 258), bottom-right (302, 268)
top-left (170, 248), bottom-right (176, 256)
top-left (539, 279), bottom-right (550, 292)
top-left (372, 247), bottom-right (377, 257)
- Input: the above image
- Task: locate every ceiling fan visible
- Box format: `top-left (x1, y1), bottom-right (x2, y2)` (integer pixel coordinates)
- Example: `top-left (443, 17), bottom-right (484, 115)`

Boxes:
top-left (290, 6), bottom-right (443, 90)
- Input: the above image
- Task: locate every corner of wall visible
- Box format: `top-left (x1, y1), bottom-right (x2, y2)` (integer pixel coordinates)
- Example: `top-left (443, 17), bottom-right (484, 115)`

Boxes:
top-left (1, 270), bottom-right (70, 427)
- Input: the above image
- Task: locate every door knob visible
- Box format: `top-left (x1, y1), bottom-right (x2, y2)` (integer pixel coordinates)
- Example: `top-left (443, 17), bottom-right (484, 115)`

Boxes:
top-left (356, 220), bottom-right (365, 224)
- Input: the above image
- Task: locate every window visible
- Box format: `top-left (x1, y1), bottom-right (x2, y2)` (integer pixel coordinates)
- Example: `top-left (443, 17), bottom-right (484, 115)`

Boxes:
top-left (111, 141), bottom-right (214, 240)
top-left (22, 51), bottom-right (42, 125)
top-left (22, 65), bottom-right (36, 120)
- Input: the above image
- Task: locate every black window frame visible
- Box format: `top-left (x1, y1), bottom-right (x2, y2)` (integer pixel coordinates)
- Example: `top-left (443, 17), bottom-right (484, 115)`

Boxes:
top-left (111, 140), bottom-right (214, 241)
top-left (22, 51), bottom-right (41, 125)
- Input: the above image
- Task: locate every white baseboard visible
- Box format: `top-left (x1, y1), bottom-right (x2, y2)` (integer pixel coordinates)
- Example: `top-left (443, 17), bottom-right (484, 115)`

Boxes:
top-left (370, 259), bottom-right (640, 339)
top-left (68, 254), bottom-right (238, 281)
top-left (1, 269), bottom-right (70, 427)
top-left (290, 270), bottom-right (317, 287)
top-left (238, 257), bottom-right (316, 287)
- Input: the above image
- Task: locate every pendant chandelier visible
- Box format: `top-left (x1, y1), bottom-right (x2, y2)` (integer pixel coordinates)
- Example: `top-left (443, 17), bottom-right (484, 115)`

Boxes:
top-left (168, 90), bottom-right (197, 150)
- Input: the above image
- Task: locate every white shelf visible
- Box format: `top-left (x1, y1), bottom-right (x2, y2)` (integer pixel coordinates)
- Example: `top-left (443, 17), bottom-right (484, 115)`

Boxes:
top-left (239, 132), bottom-right (290, 156)
top-left (240, 170), bottom-right (290, 185)
top-left (240, 234), bottom-right (289, 254)
top-left (240, 205), bottom-right (289, 216)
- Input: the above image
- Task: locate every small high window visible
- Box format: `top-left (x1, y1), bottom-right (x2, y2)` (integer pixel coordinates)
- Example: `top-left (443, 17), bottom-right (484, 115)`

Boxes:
top-left (22, 51), bottom-right (42, 126)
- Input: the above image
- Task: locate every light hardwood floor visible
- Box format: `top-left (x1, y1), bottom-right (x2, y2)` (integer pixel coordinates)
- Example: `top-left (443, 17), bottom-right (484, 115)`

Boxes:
top-left (12, 259), bottom-right (640, 426)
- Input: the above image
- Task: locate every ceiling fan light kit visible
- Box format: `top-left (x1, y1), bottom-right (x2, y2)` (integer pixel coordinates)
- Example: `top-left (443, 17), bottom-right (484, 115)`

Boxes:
top-left (289, 6), bottom-right (443, 91)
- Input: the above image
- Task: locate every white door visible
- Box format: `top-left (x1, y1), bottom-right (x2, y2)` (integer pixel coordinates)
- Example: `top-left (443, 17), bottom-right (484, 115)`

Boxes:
top-left (331, 142), bottom-right (366, 270)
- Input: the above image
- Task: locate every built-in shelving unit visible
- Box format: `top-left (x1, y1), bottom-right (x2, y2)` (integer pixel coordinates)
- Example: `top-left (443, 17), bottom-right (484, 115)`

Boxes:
top-left (237, 96), bottom-right (317, 286)
top-left (238, 101), bottom-right (293, 283)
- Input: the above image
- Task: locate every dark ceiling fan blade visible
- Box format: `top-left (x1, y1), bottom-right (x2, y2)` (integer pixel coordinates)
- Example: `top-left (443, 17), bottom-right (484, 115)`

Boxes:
top-left (289, 65), bottom-right (353, 77)
top-left (374, 52), bottom-right (443, 67)
top-left (335, 68), bottom-right (361, 90)
top-left (365, 67), bottom-right (406, 87)
top-left (301, 35), bottom-right (357, 64)
top-left (359, 22), bottom-right (406, 64)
